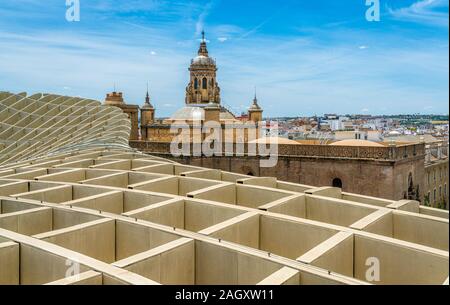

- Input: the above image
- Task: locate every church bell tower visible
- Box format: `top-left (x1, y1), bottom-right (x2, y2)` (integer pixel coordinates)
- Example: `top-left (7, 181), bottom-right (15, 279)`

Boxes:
top-left (185, 31), bottom-right (221, 105)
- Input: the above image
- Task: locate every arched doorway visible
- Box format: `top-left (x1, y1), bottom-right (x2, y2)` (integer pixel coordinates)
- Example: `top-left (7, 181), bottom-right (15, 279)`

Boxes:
top-left (332, 178), bottom-right (343, 189)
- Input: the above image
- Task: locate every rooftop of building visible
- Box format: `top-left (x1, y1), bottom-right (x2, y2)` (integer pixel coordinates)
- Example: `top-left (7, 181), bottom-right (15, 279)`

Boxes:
top-left (329, 139), bottom-right (385, 147)
top-left (168, 105), bottom-right (238, 122)
top-left (0, 91), bottom-right (448, 285)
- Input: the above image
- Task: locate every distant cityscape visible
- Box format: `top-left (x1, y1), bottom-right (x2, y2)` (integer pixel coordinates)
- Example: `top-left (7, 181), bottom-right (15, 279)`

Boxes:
top-left (262, 114), bottom-right (449, 144)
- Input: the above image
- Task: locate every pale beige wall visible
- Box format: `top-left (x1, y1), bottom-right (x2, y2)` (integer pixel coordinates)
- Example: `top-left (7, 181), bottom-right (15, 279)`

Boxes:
top-left (13, 185), bottom-right (73, 203)
top-left (257, 267), bottom-right (300, 285)
top-left (35, 218), bottom-right (116, 263)
top-left (187, 183), bottom-right (236, 205)
top-left (0, 241), bottom-right (19, 284)
top-left (85, 169), bottom-right (119, 180)
top-left (342, 192), bottom-right (393, 208)
top-left (35, 169), bottom-right (86, 183)
top-left (52, 209), bottom-right (102, 230)
top-left (351, 210), bottom-right (393, 238)
top-left (354, 235), bottom-right (449, 285)
top-left (1, 199), bottom-right (40, 214)
top-left (89, 160), bottom-right (131, 170)
top-left (52, 159), bottom-right (94, 169)
top-left (184, 200), bottom-right (244, 232)
top-left (352, 210), bottom-right (448, 250)
top-left (3, 168), bottom-right (47, 180)
top-left (178, 177), bottom-right (219, 196)
top-left (221, 171), bottom-right (250, 182)
top-left (128, 172), bottom-right (165, 185)
top-left (115, 220), bottom-right (179, 260)
top-left (0, 181), bottom-right (28, 196)
top-left (133, 164), bottom-right (174, 175)
top-left (237, 185), bottom-right (292, 208)
top-left (124, 199), bottom-right (185, 229)
top-left (82, 172), bottom-right (128, 188)
top-left (419, 206), bottom-right (449, 219)
top-left (63, 191), bottom-right (124, 214)
top-left (131, 177), bottom-right (179, 195)
top-left (259, 195), bottom-right (306, 218)
top-left (30, 181), bottom-right (63, 191)
top-left (0, 207), bottom-right (52, 236)
top-left (195, 241), bottom-right (284, 285)
top-left (115, 238), bottom-right (195, 285)
top-left (392, 212), bottom-right (449, 251)
top-left (277, 181), bottom-right (313, 193)
top-left (181, 169), bottom-right (222, 181)
top-left (298, 232), bottom-right (354, 277)
top-left (122, 191), bottom-right (171, 213)
top-left (305, 195), bottom-right (376, 227)
top-left (20, 244), bottom-right (90, 285)
top-left (305, 187), bottom-right (341, 198)
top-left (260, 215), bottom-right (337, 259)
top-left (174, 165), bottom-right (204, 175)
top-left (238, 177), bottom-right (277, 188)
top-left (46, 270), bottom-right (103, 285)
top-left (387, 200), bottom-right (420, 213)
top-left (204, 213), bottom-right (260, 249)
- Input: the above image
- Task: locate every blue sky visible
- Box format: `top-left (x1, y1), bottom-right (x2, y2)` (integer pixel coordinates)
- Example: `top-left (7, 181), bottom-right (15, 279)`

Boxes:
top-left (0, 0), bottom-right (448, 117)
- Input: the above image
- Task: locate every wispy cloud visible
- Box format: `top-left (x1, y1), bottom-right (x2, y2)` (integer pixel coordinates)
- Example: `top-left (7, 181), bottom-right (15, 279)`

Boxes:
top-left (388, 0), bottom-right (449, 26)
top-left (195, 0), bottom-right (219, 36)
top-left (0, 0), bottom-right (448, 116)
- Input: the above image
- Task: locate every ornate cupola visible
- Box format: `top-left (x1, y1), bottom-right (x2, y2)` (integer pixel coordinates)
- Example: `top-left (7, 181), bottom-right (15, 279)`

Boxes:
top-left (185, 31), bottom-right (221, 105)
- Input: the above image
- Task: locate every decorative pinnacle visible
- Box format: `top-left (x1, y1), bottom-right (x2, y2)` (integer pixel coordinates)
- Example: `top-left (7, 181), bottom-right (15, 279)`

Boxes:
top-left (249, 86), bottom-right (262, 111)
top-left (144, 82), bottom-right (153, 108)
top-left (198, 30), bottom-right (209, 56)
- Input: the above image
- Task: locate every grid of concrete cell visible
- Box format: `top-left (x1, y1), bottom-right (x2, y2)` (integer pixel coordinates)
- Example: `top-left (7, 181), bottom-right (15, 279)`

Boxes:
top-left (0, 92), bottom-right (448, 285)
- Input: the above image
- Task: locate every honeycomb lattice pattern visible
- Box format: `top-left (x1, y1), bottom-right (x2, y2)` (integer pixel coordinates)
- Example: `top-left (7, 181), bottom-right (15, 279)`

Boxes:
top-left (0, 92), bottom-right (448, 285)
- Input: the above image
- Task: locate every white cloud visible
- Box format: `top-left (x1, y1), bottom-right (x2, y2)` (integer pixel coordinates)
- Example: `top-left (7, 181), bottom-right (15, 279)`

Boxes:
top-left (218, 37), bottom-right (228, 42)
top-left (195, 0), bottom-right (217, 36)
top-left (388, 0), bottom-right (449, 27)
top-left (0, 2), bottom-right (448, 117)
top-left (150, 51), bottom-right (157, 55)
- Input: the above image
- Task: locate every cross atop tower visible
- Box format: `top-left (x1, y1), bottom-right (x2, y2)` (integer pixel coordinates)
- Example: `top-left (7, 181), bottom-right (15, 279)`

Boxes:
top-left (198, 30), bottom-right (209, 56)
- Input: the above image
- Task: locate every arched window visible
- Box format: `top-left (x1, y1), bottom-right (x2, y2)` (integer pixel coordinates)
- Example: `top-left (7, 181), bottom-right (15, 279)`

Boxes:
top-left (194, 78), bottom-right (198, 89)
top-left (202, 77), bottom-right (207, 89)
top-left (332, 178), bottom-right (343, 188)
